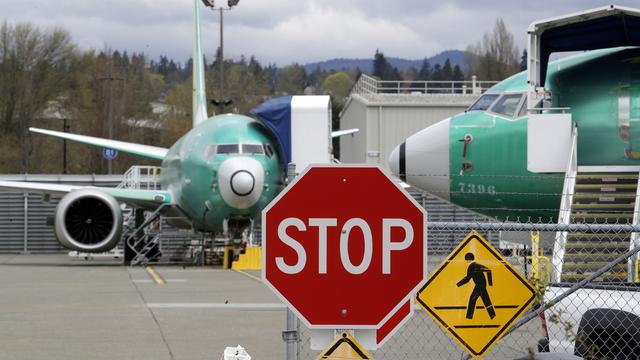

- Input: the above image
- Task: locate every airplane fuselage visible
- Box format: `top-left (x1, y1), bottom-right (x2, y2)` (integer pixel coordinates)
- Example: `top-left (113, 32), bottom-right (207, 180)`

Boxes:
top-left (160, 114), bottom-right (284, 234)
top-left (390, 47), bottom-right (640, 220)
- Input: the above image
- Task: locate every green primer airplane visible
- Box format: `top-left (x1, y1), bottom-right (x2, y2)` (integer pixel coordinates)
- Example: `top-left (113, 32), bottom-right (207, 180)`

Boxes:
top-left (389, 47), bottom-right (640, 220)
top-left (0, 0), bottom-right (288, 253)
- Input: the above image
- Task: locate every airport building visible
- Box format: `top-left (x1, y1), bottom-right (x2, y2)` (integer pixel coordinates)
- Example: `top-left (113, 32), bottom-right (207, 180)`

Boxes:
top-left (339, 74), bottom-right (496, 169)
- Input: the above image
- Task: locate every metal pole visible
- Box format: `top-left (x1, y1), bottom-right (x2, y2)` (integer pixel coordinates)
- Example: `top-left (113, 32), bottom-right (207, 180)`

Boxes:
top-left (219, 7), bottom-right (224, 112)
top-left (107, 59), bottom-right (114, 175)
top-left (427, 221), bottom-right (640, 233)
top-left (23, 193), bottom-right (28, 254)
top-left (283, 163), bottom-right (299, 360)
top-left (63, 118), bottom-right (68, 174)
top-left (285, 309), bottom-right (298, 360)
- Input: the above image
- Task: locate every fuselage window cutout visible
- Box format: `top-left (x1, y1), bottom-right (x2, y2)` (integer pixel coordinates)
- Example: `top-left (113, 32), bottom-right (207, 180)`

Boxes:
top-left (216, 144), bottom-right (240, 154)
top-left (242, 144), bottom-right (264, 155)
top-left (490, 94), bottom-right (523, 118)
top-left (467, 94), bottom-right (499, 112)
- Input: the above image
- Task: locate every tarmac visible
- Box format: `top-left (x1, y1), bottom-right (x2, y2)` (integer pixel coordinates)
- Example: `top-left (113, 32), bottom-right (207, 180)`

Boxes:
top-left (0, 254), bottom-right (542, 360)
top-left (0, 254), bottom-right (285, 360)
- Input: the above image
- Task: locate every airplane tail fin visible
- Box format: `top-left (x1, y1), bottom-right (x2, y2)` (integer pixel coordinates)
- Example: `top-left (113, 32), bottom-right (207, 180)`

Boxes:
top-left (192, 0), bottom-right (208, 127)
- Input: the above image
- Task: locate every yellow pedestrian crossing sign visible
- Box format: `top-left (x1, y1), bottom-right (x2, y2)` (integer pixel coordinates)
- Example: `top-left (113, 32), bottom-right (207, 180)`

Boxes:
top-left (416, 232), bottom-right (536, 359)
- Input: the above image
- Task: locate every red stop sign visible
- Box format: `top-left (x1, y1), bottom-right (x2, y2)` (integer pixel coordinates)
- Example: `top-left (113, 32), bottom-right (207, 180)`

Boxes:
top-left (262, 165), bottom-right (427, 330)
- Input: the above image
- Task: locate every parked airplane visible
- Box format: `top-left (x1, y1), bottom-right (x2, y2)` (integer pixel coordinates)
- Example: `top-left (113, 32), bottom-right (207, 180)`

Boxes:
top-left (0, 0), bottom-right (345, 255)
top-left (389, 46), bottom-right (640, 221)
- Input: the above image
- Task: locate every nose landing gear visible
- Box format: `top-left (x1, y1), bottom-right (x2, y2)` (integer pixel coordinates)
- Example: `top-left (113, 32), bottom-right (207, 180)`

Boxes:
top-left (215, 217), bottom-right (256, 268)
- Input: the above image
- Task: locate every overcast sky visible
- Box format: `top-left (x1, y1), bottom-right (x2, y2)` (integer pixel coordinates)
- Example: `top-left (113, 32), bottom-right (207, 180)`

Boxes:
top-left (3, 1), bottom-right (640, 66)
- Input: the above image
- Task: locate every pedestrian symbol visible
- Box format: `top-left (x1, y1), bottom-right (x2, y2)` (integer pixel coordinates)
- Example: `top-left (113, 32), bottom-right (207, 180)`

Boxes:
top-left (416, 232), bottom-right (536, 359)
top-left (457, 252), bottom-right (496, 320)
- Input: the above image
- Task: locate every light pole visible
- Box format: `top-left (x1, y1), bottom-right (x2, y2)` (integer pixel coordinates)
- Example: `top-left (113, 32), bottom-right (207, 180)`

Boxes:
top-left (201, 0), bottom-right (239, 114)
top-left (98, 58), bottom-right (125, 174)
top-left (39, 102), bottom-right (73, 174)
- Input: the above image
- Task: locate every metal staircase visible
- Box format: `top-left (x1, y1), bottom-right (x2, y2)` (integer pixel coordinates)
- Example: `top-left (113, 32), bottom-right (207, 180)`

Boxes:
top-left (125, 205), bottom-right (167, 266)
top-left (560, 173), bottom-right (639, 282)
top-left (117, 166), bottom-right (162, 190)
top-left (552, 127), bottom-right (640, 283)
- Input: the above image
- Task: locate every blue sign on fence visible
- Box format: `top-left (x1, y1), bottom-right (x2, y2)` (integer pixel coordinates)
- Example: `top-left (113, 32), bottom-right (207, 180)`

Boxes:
top-left (102, 148), bottom-right (119, 160)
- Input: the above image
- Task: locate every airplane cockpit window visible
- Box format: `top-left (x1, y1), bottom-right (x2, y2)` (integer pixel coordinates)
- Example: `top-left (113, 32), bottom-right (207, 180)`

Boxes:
top-left (491, 94), bottom-right (523, 118)
top-left (216, 144), bottom-right (240, 154)
top-left (242, 144), bottom-right (264, 154)
top-left (467, 94), bottom-right (499, 111)
top-left (264, 144), bottom-right (274, 158)
top-left (517, 96), bottom-right (528, 117)
top-left (203, 144), bottom-right (216, 158)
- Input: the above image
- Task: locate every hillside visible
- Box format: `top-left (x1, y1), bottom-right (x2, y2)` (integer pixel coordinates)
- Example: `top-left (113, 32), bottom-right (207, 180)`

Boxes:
top-left (303, 50), bottom-right (467, 74)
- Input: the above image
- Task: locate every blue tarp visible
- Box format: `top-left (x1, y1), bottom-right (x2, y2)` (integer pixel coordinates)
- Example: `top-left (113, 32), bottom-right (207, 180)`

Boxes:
top-left (540, 11), bottom-right (640, 85)
top-left (251, 96), bottom-right (293, 169)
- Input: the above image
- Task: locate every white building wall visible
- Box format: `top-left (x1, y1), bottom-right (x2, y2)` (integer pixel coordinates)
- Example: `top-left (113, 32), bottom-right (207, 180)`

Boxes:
top-left (339, 98), bottom-right (368, 163)
top-left (340, 94), bottom-right (477, 169)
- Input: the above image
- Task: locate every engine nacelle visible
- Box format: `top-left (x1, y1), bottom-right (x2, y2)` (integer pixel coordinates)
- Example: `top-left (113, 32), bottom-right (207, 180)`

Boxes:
top-left (54, 189), bottom-right (123, 253)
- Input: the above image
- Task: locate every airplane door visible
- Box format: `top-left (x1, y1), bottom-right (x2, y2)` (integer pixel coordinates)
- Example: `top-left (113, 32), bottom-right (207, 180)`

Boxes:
top-left (622, 87), bottom-right (640, 159)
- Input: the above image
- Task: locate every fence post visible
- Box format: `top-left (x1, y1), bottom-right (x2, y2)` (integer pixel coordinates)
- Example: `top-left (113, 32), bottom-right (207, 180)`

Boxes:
top-left (284, 309), bottom-right (299, 360)
top-left (472, 75), bottom-right (478, 94)
top-left (23, 193), bottom-right (28, 254)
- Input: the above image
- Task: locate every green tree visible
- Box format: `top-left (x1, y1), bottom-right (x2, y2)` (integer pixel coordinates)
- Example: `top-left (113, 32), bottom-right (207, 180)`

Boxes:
top-left (418, 59), bottom-right (431, 80)
top-left (321, 72), bottom-right (353, 100)
top-left (372, 50), bottom-right (401, 81)
top-left (321, 71), bottom-right (354, 160)
top-left (431, 64), bottom-right (443, 81)
top-left (452, 65), bottom-right (465, 81)
top-left (442, 59), bottom-right (454, 80)
top-left (520, 48), bottom-right (528, 71)
top-left (0, 21), bottom-right (77, 173)
top-left (275, 63), bottom-right (307, 95)
top-left (372, 49), bottom-right (387, 79)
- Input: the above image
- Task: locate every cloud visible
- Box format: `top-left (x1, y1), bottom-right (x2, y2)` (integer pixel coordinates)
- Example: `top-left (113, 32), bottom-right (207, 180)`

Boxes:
top-left (2, 0), bottom-right (640, 65)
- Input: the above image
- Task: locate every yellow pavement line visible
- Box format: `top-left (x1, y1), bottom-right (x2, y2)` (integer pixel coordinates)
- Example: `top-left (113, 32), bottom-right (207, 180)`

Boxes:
top-left (233, 269), bottom-right (262, 283)
top-left (146, 266), bottom-right (166, 286)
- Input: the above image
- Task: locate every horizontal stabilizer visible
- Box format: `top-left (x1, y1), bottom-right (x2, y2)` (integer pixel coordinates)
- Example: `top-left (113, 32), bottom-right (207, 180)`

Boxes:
top-left (30, 128), bottom-right (168, 160)
top-left (331, 128), bottom-right (359, 138)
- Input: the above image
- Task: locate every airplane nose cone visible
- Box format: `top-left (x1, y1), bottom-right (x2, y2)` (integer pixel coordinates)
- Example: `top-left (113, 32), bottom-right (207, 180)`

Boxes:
top-left (230, 170), bottom-right (255, 196)
top-left (391, 118), bottom-right (451, 200)
top-left (218, 157), bottom-right (264, 209)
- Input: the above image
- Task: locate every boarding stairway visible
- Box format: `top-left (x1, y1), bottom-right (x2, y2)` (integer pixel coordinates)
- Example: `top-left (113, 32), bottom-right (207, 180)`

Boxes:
top-left (116, 166), bottom-right (208, 266)
top-left (556, 173), bottom-right (639, 282)
top-left (551, 126), bottom-right (640, 283)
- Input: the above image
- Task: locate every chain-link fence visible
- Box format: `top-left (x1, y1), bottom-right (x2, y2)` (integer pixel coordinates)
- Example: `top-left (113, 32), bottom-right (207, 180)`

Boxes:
top-left (289, 220), bottom-right (640, 360)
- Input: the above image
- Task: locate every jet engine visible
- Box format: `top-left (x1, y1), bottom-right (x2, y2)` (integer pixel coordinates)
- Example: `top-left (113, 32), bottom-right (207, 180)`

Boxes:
top-left (54, 189), bottom-right (123, 253)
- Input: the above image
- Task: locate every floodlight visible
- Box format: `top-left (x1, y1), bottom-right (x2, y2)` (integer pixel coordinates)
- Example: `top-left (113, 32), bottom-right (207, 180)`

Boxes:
top-left (228, 0), bottom-right (240, 8)
top-left (201, 0), bottom-right (215, 8)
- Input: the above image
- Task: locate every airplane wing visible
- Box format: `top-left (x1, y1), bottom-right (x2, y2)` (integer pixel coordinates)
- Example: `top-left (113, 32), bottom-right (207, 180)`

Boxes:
top-left (30, 128), bottom-right (168, 160)
top-left (0, 181), bottom-right (172, 209)
top-left (331, 128), bottom-right (359, 138)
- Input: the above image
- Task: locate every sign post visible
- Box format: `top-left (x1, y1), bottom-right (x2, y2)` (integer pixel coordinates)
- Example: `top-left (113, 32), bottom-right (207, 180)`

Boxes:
top-left (263, 165), bottom-right (427, 349)
top-left (416, 232), bottom-right (537, 359)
